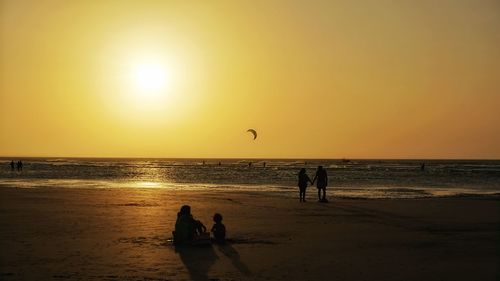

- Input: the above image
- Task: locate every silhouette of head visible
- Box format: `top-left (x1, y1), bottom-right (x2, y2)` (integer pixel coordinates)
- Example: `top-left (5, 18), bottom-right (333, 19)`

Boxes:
top-left (180, 205), bottom-right (191, 216)
top-left (318, 165), bottom-right (323, 170)
top-left (299, 168), bottom-right (306, 175)
top-left (213, 213), bottom-right (223, 223)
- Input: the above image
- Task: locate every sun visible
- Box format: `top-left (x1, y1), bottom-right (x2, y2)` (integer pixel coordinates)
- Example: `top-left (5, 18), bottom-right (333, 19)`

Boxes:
top-left (105, 47), bottom-right (198, 122)
top-left (123, 59), bottom-right (176, 113)
top-left (131, 62), bottom-right (170, 94)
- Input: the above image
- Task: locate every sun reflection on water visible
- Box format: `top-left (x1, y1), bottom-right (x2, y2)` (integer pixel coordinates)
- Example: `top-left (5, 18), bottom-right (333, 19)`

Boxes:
top-left (133, 181), bottom-right (163, 188)
top-left (126, 164), bottom-right (171, 188)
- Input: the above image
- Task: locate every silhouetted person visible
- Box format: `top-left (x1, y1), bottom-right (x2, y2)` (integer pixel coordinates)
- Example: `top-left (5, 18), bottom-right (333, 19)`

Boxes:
top-left (218, 162), bottom-right (221, 166)
top-left (421, 162), bottom-right (425, 171)
top-left (194, 219), bottom-right (207, 235)
top-left (263, 162), bottom-right (266, 168)
top-left (298, 168), bottom-right (313, 202)
top-left (174, 205), bottom-right (206, 245)
top-left (211, 213), bottom-right (226, 243)
top-left (16, 160), bottom-right (23, 171)
top-left (312, 166), bottom-right (328, 202)
top-left (10, 160), bottom-right (15, 171)
top-left (248, 162), bottom-right (252, 167)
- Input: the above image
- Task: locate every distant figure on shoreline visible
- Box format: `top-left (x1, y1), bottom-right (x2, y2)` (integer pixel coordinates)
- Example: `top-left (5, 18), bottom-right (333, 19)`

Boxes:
top-left (16, 160), bottom-right (23, 172)
top-left (10, 160), bottom-right (15, 171)
top-left (420, 162), bottom-right (425, 171)
top-left (298, 168), bottom-right (313, 202)
top-left (312, 166), bottom-right (328, 202)
top-left (173, 205), bottom-right (208, 245)
top-left (263, 162), bottom-right (266, 168)
top-left (248, 162), bottom-right (252, 168)
top-left (211, 213), bottom-right (226, 243)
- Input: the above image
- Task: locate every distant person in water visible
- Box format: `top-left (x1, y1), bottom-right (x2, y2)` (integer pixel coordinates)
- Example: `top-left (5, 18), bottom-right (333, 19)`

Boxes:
top-left (16, 160), bottom-right (23, 171)
top-left (248, 162), bottom-right (252, 167)
top-left (420, 162), bottom-right (425, 171)
top-left (312, 166), bottom-right (328, 202)
top-left (211, 213), bottom-right (226, 243)
top-left (10, 160), bottom-right (15, 171)
top-left (174, 205), bottom-right (207, 244)
top-left (298, 168), bottom-right (313, 202)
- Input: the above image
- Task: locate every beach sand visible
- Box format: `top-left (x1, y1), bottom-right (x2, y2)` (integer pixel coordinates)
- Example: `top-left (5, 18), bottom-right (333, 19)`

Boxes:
top-left (1, 187), bottom-right (499, 281)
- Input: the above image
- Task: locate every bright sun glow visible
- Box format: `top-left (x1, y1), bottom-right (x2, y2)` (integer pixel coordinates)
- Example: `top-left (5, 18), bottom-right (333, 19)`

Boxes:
top-left (106, 47), bottom-right (197, 122)
top-left (122, 58), bottom-right (178, 116)
top-left (131, 62), bottom-right (170, 93)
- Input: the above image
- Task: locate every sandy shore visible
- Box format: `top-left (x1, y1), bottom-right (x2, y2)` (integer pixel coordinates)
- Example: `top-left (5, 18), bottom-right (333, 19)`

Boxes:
top-left (0, 187), bottom-right (499, 281)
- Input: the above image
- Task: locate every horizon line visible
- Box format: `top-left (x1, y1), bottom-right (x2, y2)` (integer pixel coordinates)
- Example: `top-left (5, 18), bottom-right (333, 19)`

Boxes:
top-left (0, 156), bottom-right (499, 161)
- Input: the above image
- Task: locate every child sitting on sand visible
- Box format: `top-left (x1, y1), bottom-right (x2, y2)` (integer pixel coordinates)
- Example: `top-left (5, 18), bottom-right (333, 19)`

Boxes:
top-left (211, 213), bottom-right (226, 243)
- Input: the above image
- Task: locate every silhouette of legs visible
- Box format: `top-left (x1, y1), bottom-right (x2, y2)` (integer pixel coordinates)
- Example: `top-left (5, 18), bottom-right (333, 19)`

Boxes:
top-left (299, 188), bottom-right (306, 202)
top-left (318, 188), bottom-right (326, 201)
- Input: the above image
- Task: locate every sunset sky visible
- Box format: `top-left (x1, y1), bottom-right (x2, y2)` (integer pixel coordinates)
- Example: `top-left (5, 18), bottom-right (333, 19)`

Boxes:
top-left (1, 0), bottom-right (499, 159)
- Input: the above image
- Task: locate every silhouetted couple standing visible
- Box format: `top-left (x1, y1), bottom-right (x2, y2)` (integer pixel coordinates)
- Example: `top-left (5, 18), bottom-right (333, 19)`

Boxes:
top-left (9, 160), bottom-right (22, 172)
top-left (297, 166), bottom-right (328, 202)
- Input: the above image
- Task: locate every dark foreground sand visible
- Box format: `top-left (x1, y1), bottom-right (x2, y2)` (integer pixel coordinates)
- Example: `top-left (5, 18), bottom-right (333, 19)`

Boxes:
top-left (1, 187), bottom-right (499, 281)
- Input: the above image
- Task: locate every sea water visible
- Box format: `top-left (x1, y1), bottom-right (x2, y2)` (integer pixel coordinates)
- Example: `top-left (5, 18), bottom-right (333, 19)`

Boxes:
top-left (1, 158), bottom-right (499, 199)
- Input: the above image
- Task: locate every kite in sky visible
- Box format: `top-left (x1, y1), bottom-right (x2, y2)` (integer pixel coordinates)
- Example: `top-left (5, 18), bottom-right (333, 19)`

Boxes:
top-left (247, 129), bottom-right (257, 140)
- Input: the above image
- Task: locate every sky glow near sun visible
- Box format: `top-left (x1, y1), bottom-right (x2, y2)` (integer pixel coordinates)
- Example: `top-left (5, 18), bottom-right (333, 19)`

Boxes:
top-left (107, 46), bottom-right (193, 122)
top-left (1, 0), bottom-right (499, 158)
top-left (125, 57), bottom-right (174, 113)
top-left (132, 62), bottom-right (169, 93)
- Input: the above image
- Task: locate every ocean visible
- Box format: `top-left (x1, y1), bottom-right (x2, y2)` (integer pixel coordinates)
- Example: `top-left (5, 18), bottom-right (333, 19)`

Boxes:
top-left (1, 158), bottom-right (499, 199)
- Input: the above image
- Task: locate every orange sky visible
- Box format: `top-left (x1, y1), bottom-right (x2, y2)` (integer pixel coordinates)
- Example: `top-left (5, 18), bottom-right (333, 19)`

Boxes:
top-left (1, 0), bottom-right (499, 159)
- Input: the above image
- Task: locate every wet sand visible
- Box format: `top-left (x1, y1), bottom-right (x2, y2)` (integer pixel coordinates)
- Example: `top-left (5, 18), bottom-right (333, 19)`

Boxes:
top-left (0, 187), bottom-right (499, 280)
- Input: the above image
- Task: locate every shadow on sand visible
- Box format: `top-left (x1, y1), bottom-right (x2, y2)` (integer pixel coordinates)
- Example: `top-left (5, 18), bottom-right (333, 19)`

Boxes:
top-left (176, 245), bottom-right (218, 280)
top-left (215, 243), bottom-right (252, 276)
top-left (175, 242), bottom-right (252, 280)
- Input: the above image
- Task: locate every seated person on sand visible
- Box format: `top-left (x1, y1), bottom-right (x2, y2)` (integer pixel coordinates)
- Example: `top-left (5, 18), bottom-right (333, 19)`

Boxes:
top-left (173, 205), bottom-right (208, 244)
top-left (211, 213), bottom-right (226, 243)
